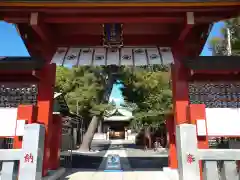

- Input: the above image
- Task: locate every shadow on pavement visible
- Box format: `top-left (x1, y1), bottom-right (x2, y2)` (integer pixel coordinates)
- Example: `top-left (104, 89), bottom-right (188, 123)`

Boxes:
top-left (61, 140), bottom-right (168, 172)
top-left (91, 143), bottom-right (112, 151)
top-left (60, 142), bottom-right (110, 171)
top-left (61, 154), bottom-right (168, 172)
top-left (123, 143), bottom-right (144, 150)
top-left (124, 156), bottom-right (168, 171)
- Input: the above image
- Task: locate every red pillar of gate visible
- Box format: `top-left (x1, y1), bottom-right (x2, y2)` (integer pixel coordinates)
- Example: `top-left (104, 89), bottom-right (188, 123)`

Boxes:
top-left (49, 114), bottom-right (62, 169)
top-left (166, 114), bottom-right (177, 169)
top-left (171, 43), bottom-right (190, 125)
top-left (14, 105), bottom-right (38, 149)
top-left (171, 42), bottom-right (190, 167)
top-left (188, 104), bottom-right (208, 179)
top-left (37, 63), bottom-right (56, 176)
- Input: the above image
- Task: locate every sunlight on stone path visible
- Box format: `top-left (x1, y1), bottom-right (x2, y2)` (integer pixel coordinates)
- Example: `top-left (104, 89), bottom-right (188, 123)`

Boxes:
top-left (62, 171), bottom-right (169, 180)
top-left (61, 139), bottom-right (169, 180)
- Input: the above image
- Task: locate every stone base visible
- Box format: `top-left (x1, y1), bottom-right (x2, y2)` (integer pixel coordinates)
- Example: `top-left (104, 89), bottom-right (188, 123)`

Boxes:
top-left (163, 167), bottom-right (179, 180)
top-left (93, 133), bottom-right (107, 140)
top-left (42, 168), bottom-right (66, 180)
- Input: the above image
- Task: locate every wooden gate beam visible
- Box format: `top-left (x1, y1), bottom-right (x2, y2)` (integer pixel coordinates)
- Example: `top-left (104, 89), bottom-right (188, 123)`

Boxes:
top-left (30, 12), bottom-right (53, 45)
top-left (178, 12), bottom-right (195, 42)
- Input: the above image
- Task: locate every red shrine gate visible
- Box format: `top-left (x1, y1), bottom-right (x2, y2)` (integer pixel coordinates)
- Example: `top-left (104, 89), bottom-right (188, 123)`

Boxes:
top-left (1, 1), bottom-right (240, 178)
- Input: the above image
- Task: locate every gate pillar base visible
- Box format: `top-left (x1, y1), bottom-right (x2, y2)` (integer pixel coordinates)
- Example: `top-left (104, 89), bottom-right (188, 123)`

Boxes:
top-left (49, 114), bottom-right (62, 170)
top-left (42, 168), bottom-right (66, 180)
top-left (166, 114), bottom-right (177, 169)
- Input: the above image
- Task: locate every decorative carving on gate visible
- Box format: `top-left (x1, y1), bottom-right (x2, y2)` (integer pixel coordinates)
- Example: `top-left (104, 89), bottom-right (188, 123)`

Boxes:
top-left (149, 54), bottom-right (159, 60)
top-left (0, 83), bottom-right (38, 108)
top-left (122, 55), bottom-right (131, 60)
top-left (66, 54), bottom-right (77, 61)
top-left (189, 82), bottom-right (240, 108)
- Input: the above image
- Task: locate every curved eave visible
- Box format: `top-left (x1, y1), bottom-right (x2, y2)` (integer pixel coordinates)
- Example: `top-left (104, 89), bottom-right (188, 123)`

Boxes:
top-left (104, 115), bottom-right (133, 122)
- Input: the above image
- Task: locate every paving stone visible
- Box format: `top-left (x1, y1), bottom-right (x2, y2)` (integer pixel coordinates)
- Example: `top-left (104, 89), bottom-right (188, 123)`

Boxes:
top-left (60, 139), bottom-right (170, 180)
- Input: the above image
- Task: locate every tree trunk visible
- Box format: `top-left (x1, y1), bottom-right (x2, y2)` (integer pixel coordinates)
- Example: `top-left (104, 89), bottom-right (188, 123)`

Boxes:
top-left (98, 119), bottom-right (102, 133)
top-left (79, 116), bottom-right (99, 152)
top-left (145, 126), bottom-right (152, 149)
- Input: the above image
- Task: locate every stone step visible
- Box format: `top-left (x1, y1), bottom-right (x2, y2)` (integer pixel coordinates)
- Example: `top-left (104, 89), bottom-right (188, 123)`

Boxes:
top-left (60, 169), bottom-right (171, 180)
top-left (163, 167), bottom-right (179, 180)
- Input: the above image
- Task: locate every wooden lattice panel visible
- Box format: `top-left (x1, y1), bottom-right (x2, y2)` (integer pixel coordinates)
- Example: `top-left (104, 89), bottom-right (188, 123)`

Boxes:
top-left (189, 82), bottom-right (240, 108)
top-left (0, 83), bottom-right (38, 108)
top-left (51, 46), bottom-right (174, 67)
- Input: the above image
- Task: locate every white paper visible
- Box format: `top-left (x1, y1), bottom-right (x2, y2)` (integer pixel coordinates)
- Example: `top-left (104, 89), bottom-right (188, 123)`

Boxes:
top-left (16, 120), bottom-right (26, 136)
top-left (206, 108), bottom-right (240, 136)
top-left (0, 108), bottom-right (18, 136)
top-left (196, 119), bottom-right (207, 136)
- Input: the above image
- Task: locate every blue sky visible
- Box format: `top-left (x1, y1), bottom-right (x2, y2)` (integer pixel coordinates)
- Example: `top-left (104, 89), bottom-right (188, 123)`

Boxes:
top-left (0, 22), bottom-right (30, 56)
top-left (200, 21), bottom-right (225, 56)
top-left (0, 20), bottom-right (225, 105)
top-left (109, 82), bottom-right (124, 106)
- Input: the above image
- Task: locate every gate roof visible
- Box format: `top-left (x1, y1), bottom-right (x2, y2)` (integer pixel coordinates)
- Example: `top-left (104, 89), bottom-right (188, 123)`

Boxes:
top-left (1, 1), bottom-right (239, 61)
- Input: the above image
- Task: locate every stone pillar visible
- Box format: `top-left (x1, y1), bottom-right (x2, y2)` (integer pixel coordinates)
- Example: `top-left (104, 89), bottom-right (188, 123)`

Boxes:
top-left (202, 161), bottom-right (219, 180)
top-left (221, 161), bottom-right (239, 180)
top-left (18, 124), bottom-right (45, 180)
top-left (125, 129), bottom-right (128, 140)
top-left (106, 131), bottom-right (109, 140)
top-left (176, 124), bottom-right (200, 180)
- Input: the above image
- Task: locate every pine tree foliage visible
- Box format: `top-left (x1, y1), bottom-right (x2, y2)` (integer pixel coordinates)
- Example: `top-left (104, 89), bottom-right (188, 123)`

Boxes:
top-left (210, 18), bottom-right (240, 56)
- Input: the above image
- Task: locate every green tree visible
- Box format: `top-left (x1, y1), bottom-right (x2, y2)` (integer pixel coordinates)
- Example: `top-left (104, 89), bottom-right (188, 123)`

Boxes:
top-left (223, 17), bottom-right (240, 52)
top-left (117, 65), bottom-right (172, 148)
top-left (209, 37), bottom-right (227, 56)
top-left (210, 18), bottom-right (240, 56)
top-left (56, 66), bottom-right (113, 152)
top-left (56, 65), bottom-right (172, 150)
top-left (119, 65), bottom-right (172, 130)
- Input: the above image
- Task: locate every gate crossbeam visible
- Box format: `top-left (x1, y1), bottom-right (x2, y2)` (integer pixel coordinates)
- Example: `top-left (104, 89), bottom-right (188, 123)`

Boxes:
top-left (0, 149), bottom-right (22, 160)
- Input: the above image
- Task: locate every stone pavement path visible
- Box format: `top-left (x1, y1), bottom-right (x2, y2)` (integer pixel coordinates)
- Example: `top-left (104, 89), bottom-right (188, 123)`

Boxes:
top-left (61, 170), bottom-right (169, 180)
top-left (60, 139), bottom-right (170, 180)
